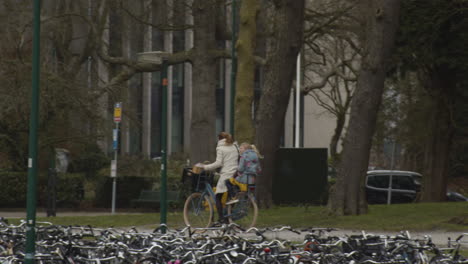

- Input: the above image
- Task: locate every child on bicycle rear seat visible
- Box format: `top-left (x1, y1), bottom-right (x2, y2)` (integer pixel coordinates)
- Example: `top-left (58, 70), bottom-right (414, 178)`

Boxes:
top-left (225, 142), bottom-right (262, 205)
top-left (197, 132), bottom-right (239, 223)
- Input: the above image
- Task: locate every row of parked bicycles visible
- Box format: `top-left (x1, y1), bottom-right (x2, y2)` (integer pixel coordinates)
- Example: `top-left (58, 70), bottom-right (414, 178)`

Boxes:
top-left (0, 218), bottom-right (466, 263)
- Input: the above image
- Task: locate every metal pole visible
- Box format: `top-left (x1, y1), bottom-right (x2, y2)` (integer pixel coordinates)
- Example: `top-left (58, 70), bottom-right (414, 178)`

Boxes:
top-left (387, 174), bottom-right (393, 205)
top-left (295, 53), bottom-right (301, 148)
top-left (25, 0), bottom-right (41, 262)
top-left (111, 102), bottom-right (121, 214)
top-left (47, 148), bottom-right (56, 217)
top-left (160, 60), bottom-right (168, 233)
top-left (390, 139), bottom-right (396, 170)
top-left (111, 122), bottom-right (119, 214)
top-left (387, 140), bottom-right (396, 205)
top-left (229, 0), bottom-right (238, 136)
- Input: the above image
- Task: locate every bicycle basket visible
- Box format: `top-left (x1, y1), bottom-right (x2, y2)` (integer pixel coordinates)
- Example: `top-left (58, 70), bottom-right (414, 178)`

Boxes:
top-left (191, 172), bottom-right (214, 192)
top-left (181, 167), bottom-right (214, 192)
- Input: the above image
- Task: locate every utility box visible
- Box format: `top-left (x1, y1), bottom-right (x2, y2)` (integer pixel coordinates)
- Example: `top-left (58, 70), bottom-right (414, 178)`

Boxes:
top-left (273, 148), bottom-right (328, 205)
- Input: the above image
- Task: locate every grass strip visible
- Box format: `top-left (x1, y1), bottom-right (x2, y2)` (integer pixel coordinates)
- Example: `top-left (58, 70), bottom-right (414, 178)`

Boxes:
top-left (4, 202), bottom-right (467, 231)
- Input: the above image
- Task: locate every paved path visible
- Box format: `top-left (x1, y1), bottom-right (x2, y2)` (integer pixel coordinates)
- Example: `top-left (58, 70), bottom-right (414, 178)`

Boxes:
top-left (0, 211), bottom-right (138, 218)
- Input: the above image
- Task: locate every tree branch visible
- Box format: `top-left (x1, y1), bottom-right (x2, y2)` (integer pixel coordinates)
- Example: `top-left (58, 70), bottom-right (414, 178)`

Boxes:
top-left (302, 59), bottom-right (356, 94)
top-left (120, 0), bottom-right (193, 31)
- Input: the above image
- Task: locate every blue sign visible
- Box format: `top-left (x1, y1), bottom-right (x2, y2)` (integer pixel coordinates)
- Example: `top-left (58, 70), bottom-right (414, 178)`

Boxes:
top-left (113, 129), bottom-right (118, 150)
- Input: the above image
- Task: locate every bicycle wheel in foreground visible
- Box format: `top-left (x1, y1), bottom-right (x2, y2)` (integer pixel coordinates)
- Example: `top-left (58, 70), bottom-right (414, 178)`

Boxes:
top-left (227, 192), bottom-right (258, 229)
top-left (183, 192), bottom-right (213, 228)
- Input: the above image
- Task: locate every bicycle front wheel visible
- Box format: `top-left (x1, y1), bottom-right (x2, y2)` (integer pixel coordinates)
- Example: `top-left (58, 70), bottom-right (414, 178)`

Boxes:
top-left (227, 192), bottom-right (258, 229)
top-left (183, 192), bottom-right (213, 228)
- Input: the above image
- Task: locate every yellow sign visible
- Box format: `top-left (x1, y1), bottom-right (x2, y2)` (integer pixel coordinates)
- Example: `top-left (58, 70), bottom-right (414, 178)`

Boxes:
top-left (114, 102), bottom-right (122, 122)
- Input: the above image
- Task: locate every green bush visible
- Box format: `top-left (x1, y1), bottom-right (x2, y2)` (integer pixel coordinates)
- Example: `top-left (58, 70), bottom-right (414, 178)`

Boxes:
top-left (42, 173), bottom-right (85, 207)
top-left (94, 176), bottom-right (155, 208)
top-left (0, 172), bottom-right (28, 207)
top-left (0, 155), bottom-right (190, 209)
top-left (92, 156), bottom-right (189, 208)
top-left (0, 171), bottom-right (85, 208)
top-left (68, 144), bottom-right (110, 179)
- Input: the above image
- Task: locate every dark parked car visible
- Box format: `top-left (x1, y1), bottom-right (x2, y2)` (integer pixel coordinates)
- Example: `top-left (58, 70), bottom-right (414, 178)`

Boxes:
top-left (366, 170), bottom-right (422, 204)
top-left (365, 170), bottom-right (468, 204)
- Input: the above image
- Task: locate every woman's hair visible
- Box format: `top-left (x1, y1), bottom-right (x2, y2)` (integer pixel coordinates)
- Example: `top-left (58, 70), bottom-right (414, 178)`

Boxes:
top-left (218, 132), bottom-right (234, 145)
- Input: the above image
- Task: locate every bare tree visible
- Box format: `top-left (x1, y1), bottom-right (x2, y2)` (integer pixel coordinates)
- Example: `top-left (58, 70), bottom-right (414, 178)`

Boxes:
top-left (328, 0), bottom-right (401, 215)
top-left (255, 0), bottom-right (306, 207)
top-left (0, 0), bottom-right (109, 169)
top-left (303, 36), bottom-right (358, 160)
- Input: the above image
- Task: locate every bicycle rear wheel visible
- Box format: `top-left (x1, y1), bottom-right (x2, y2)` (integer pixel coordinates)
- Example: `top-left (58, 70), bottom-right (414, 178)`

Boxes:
top-left (183, 192), bottom-right (213, 228)
top-left (227, 192), bottom-right (258, 229)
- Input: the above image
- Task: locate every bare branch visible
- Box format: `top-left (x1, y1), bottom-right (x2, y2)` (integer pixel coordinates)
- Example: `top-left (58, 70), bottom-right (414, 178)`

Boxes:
top-left (302, 59), bottom-right (356, 94)
top-left (120, 0), bottom-right (193, 31)
top-left (98, 49), bottom-right (195, 91)
top-left (302, 69), bottom-right (338, 93)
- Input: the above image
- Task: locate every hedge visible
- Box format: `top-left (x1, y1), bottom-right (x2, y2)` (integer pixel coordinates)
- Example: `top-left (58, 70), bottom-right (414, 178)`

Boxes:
top-left (0, 171), bottom-right (84, 208)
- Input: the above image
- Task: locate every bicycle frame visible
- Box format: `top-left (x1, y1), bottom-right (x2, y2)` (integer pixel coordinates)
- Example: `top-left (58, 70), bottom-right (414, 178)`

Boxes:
top-left (200, 183), bottom-right (216, 208)
top-left (194, 182), bottom-right (237, 220)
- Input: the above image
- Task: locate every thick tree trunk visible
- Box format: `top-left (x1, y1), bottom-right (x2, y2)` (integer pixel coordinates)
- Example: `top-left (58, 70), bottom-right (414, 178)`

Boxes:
top-left (255, 0), bottom-right (305, 208)
top-left (421, 69), bottom-right (454, 202)
top-left (328, 0), bottom-right (400, 215)
top-left (234, 0), bottom-right (258, 144)
top-left (190, 0), bottom-right (218, 162)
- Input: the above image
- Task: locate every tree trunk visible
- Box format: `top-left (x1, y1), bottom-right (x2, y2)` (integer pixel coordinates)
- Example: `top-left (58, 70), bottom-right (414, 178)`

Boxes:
top-left (255, 0), bottom-right (305, 208)
top-left (328, 0), bottom-right (401, 215)
top-left (189, 0), bottom-right (218, 162)
top-left (421, 69), bottom-right (454, 202)
top-left (330, 112), bottom-right (346, 160)
top-left (234, 0), bottom-right (258, 144)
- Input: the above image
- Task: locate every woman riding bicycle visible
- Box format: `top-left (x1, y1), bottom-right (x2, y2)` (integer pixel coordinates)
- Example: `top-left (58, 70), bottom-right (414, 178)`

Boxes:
top-left (197, 132), bottom-right (239, 223)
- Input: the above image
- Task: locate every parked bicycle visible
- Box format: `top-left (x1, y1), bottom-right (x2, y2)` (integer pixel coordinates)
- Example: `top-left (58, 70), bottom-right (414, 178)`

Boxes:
top-left (183, 169), bottom-right (258, 229)
top-left (1, 220), bottom-right (466, 264)
top-left (429, 233), bottom-right (468, 264)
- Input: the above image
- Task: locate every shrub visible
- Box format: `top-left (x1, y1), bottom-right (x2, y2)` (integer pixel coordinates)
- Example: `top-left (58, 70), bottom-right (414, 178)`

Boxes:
top-left (92, 156), bottom-right (189, 208)
top-left (93, 176), bottom-right (155, 208)
top-left (68, 144), bottom-right (110, 179)
top-left (0, 172), bottom-right (28, 207)
top-left (0, 171), bottom-right (85, 208)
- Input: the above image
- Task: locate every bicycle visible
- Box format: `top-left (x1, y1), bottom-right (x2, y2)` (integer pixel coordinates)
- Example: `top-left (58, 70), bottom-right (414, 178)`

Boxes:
top-left (183, 169), bottom-right (258, 229)
top-left (429, 233), bottom-right (468, 264)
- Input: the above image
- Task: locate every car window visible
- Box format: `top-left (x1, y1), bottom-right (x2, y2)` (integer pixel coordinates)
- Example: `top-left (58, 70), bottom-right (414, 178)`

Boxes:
top-left (413, 175), bottom-right (422, 185)
top-left (367, 175), bottom-right (389, 188)
top-left (392, 175), bottom-right (415, 190)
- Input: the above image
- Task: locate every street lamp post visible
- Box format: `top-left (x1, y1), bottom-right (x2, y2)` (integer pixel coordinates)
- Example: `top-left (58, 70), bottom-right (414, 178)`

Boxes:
top-left (136, 52), bottom-right (168, 232)
top-left (230, 0), bottom-right (238, 136)
top-left (25, 0), bottom-right (42, 263)
top-left (160, 59), bottom-right (168, 233)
